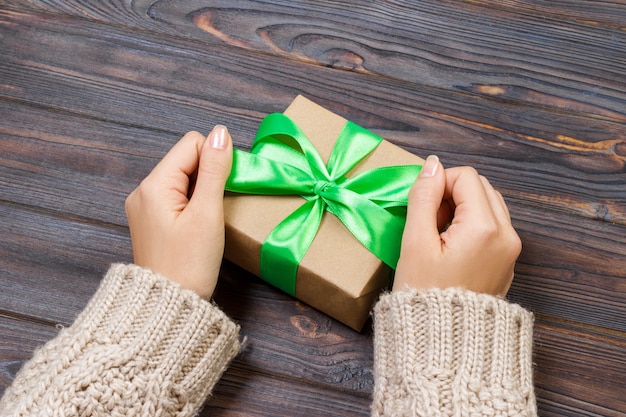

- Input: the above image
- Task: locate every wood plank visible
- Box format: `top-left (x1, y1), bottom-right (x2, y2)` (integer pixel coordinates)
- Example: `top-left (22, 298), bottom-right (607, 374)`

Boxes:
top-left (464, 0), bottom-right (626, 29)
top-left (203, 362), bottom-right (371, 417)
top-left (1, 8), bottom-right (624, 225)
top-left (8, 0), bottom-right (626, 120)
top-left (533, 318), bottom-right (626, 416)
top-left (508, 202), bottom-right (626, 332)
top-left (0, 99), bottom-right (166, 227)
top-left (0, 202), bottom-right (130, 324)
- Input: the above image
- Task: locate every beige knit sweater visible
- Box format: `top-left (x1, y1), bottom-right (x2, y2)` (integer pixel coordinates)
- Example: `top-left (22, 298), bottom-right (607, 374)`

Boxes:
top-left (372, 289), bottom-right (536, 416)
top-left (0, 264), bottom-right (241, 417)
top-left (0, 264), bottom-right (536, 416)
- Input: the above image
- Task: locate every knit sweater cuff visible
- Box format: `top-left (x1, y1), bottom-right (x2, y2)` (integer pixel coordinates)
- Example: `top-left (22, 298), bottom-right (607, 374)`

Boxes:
top-left (1, 263), bottom-right (240, 416)
top-left (372, 288), bottom-right (536, 417)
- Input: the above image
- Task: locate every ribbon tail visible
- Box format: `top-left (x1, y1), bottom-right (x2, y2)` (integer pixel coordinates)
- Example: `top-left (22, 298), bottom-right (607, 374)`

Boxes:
top-left (260, 199), bottom-right (325, 296)
top-left (322, 187), bottom-right (407, 269)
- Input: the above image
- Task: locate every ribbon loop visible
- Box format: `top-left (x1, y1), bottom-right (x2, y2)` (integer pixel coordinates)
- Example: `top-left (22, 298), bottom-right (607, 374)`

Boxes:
top-left (226, 113), bottom-right (422, 296)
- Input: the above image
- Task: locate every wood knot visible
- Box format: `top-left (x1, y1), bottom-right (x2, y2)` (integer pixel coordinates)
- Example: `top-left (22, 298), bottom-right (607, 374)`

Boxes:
top-left (323, 48), bottom-right (365, 71)
top-left (475, 85), bottom-right (506, 96)
top-left (291, 314), bottom-right (320, 338)
top-left (595, 204), bottom-right (611, 221)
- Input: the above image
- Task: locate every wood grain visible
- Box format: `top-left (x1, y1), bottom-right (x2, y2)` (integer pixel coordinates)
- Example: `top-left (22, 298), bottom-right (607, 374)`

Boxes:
top-left (9, 0), bottom-right (625, 120)
top-left (0, 315), bottom-right (59, 390)
top-left (1, 8), bottom-right (624, 225)
top-left (0, 202), bottom-right (129, 324)
top-left (533, 319), bottom-right (626, 415)
top-left (1, 1), bottom-right (625, 415)
top-left (203, 366), bottom-right (371, 417)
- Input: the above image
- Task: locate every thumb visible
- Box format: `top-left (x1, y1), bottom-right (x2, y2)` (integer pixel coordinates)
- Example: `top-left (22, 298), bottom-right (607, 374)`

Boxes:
top-left (400, 155), bottom-right (446, 254)
top-left (188, 125), bottom-right (233, 212)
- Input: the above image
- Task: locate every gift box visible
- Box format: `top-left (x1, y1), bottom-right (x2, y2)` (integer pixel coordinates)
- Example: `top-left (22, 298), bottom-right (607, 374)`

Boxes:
top-left (223, 95), bottom-right (423, 331)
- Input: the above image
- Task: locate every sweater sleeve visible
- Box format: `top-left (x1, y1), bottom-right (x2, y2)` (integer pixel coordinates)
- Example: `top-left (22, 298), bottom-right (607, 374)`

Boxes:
top-left (0, 263), bottom-right (241, 417)
top-left (371, 288), bottom-right (536, 417)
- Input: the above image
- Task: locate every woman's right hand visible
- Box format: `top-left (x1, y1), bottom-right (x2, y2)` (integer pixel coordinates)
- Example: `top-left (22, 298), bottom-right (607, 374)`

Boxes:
top-left (394, 156), bottom-right (522, 297)
top-left (125, 126), bottom-right (233, 300)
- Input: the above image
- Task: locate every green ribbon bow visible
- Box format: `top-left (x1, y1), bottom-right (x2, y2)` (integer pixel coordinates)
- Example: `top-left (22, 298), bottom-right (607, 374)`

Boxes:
top-left (225, 113), bottom-right (422, 296)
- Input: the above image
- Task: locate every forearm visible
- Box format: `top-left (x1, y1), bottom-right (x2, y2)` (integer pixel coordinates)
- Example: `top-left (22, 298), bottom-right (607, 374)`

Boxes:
top-left (372, 288), bottom-right (536, 417)
top-left (0, 264), bottom-right (240, 417)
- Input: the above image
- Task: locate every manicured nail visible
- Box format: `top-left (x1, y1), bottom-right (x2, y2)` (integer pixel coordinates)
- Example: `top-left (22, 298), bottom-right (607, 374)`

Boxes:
top-left (420, 155), bottom-right (439, 177)
top-left (210, 125), bottom-right (228, 149)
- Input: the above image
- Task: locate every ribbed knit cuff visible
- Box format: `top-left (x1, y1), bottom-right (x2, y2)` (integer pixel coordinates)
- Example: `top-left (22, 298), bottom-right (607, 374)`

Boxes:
top-left (0, 264), bottom-right (240, 417)
top-left (372, 288), bottom-right (536, 417)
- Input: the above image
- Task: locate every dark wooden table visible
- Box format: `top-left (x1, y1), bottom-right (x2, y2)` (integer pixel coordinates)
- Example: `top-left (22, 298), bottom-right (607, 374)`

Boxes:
top-left (1, 1), bottom-right (625, 415)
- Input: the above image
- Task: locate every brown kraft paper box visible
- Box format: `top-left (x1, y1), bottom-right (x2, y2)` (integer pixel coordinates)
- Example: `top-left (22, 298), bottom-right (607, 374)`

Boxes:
top-left (223, 95), bottom-right (424, 331)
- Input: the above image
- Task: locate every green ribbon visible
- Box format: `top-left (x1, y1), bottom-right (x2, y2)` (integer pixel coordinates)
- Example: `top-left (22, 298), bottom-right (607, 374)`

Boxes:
top-left (225, 113), bottom-right (422, 296)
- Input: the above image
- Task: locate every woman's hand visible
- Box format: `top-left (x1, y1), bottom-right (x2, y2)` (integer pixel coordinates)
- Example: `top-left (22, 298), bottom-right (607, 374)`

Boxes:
top-left (125, 125), bottom-right (233, 299)
top-left (394, 156), bottom-right (522, 297)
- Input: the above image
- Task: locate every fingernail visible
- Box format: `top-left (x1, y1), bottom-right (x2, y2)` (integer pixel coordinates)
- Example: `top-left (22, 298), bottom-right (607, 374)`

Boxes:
top-left (210, 125), bottom-right (228, 149)
top-left (420, 155), bottom-right (439, 177)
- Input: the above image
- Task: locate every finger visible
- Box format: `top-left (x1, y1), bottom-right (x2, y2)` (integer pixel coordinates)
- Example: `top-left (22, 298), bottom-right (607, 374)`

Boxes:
top-left (442, 166), bottom-right (496, 226)
top-left (479, 175), bottom-right (512, 224)
top-left (152, 131), bottom-right (206, 179)
top-left (400, 155), bottom-right (446, 254)
top-left (187, 125), bottom-right (233, 213)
